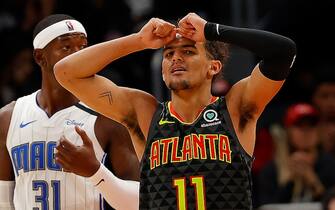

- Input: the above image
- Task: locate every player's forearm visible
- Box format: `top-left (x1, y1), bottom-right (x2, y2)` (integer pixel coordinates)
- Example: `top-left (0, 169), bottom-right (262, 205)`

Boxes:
top-left (204, 23), bottom-right (296, 81)
top-left (88, 164), bottom-right (139, 210)
top-left (54, 33), bottom-right (145, 80)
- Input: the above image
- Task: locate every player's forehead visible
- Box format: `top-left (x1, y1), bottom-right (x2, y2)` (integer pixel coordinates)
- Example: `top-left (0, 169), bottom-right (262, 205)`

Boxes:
top-left (164, 37), bottom-right (200, 50)
top-left (57, 32), bottom-right (86, 42)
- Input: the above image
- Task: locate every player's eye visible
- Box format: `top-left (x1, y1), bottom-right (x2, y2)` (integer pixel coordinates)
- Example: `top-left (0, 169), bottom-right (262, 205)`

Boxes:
top-left (184, 50), bottom-right (194, 55)
top-left (164, 51), bottom-right (174, 58)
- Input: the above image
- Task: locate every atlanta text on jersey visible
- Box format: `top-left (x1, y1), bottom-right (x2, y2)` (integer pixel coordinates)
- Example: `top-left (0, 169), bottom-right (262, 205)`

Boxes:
top-left (150, 134), bottom-right (232, 170)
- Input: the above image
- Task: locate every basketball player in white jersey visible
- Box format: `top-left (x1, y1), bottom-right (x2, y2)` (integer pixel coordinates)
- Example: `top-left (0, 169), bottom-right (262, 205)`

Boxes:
top-left (0, 14), bottom-right (139, 210)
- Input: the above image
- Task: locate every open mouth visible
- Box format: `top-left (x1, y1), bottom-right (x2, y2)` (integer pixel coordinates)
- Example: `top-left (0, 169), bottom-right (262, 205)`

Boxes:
top-left (171, 67), bottom-right (186, 74)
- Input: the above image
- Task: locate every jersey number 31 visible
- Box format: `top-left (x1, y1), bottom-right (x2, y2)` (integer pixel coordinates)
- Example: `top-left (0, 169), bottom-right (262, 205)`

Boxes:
top-left (32, 180), bottom-right (60, 210)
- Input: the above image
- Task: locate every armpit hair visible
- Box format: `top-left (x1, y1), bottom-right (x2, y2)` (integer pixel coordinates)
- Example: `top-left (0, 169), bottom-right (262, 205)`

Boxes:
top-left (122, 113), bottom-right (145, 142)
top-left (238, 102), bottom-right (257, 131)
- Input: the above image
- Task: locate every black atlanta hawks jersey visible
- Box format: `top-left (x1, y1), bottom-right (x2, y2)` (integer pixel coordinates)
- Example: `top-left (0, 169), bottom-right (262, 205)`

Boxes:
top-left (140, 97), bottom-right (253, 210)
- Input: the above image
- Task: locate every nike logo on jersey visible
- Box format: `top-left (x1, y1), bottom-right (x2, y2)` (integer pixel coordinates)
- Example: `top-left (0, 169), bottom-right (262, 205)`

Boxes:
top-left (19, 120), bottom-right (37, 128)
top-left (159, 118), bottom-right (175, 125)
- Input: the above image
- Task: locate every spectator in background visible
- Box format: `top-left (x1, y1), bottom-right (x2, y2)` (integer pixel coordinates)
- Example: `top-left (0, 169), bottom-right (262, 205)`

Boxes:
top-left (0, 47), bottom-right (37, 106)
top-left (312, 75), bottom-right (335, 158)
top-left (323, 187), bottom-right (335, 210)
top-left (258, 103), bottom-right (335, 205)
top-left (252, 127), bottom-right (275, 208)
top-left (312, 74), bottom-right (335, 120)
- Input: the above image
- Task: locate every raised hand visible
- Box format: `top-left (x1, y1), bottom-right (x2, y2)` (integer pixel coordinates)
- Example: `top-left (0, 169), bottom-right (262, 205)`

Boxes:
top-left (177, 12), bottom-right (207, 42)
top-left (137, 18), bottom-right (177, 49)
top-left (55, 126), bottom-right (101, 177)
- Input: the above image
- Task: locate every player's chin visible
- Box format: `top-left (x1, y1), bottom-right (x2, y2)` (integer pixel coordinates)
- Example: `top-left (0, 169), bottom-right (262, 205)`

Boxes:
top-left (167, 80), bottom-right (190, 91)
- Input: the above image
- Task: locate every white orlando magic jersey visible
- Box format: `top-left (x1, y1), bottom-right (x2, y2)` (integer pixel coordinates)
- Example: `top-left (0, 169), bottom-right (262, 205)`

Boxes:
top-left (6, 91), bottom-right (106, 210)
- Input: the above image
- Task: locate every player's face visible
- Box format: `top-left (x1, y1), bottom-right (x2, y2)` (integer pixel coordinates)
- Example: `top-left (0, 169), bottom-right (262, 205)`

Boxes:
top-left (162, 37), bottom-right (212, 91)
top-left (288, 122), bottom-right (319, 151)
top-left (44, 33), bottom-right (87, 70)
top-left (313, 83), bottom-right (335, 118)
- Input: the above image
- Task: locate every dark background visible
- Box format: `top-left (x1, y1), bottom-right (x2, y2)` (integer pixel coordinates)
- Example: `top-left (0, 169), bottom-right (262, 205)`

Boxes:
top-left (1, 0), bottom-right (333, 208)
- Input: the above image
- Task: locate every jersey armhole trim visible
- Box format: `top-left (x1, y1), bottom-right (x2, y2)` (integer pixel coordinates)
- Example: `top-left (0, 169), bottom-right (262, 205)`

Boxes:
top-left (75, 103), bottom-right (98, 116)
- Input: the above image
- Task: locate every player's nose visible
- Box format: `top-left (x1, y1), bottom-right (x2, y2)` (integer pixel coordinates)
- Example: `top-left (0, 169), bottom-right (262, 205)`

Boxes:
top-left (172, 51), bottom-right (183, 62)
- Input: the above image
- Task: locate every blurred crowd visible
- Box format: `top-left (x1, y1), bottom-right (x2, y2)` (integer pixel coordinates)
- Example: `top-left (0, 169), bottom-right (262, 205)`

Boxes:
top-left (0, 0), bottom-right (334, 209)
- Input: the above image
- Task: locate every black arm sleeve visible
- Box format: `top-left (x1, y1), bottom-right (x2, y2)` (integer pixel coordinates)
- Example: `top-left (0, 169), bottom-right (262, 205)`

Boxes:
top-left (204, 22), bottom-right (297, 81)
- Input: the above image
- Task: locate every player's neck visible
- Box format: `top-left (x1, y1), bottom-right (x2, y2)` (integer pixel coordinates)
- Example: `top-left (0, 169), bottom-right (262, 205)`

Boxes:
top-left (171, 87), bottom-right (214, 123)
top-left (38, 76), bottom-right (79, 117)
top-left (37, 89), bottom-right (78, 117)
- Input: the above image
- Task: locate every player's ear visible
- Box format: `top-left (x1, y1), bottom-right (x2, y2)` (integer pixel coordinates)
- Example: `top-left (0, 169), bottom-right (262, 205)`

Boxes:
top-left (33, 49), bottom-right (47, 68)
top-left (208, 60), bottom-right (222, 77)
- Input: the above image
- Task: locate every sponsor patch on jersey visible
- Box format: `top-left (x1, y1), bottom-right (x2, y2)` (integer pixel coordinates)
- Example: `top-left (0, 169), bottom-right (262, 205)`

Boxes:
top-left (201, 109), bottom-right (221, 127)
top-left (65, 119), bottom-right (84, 127)
top-left (203, 109), bottom-right (218, 122)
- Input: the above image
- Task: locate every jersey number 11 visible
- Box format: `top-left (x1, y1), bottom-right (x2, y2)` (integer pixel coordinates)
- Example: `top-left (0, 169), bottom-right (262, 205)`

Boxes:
top-left (173, 176), bottom-right (206, 210)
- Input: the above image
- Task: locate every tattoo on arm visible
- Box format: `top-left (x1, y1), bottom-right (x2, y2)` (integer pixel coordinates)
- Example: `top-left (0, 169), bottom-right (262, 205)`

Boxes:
top-left (99, 91), bottom-right (113, 105)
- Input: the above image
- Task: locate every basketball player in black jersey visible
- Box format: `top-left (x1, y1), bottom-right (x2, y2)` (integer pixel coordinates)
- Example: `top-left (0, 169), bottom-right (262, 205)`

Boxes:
top-left (0, 14), bottom-right (139, 210)
top-left (54, 13), bottom-right (296, 209)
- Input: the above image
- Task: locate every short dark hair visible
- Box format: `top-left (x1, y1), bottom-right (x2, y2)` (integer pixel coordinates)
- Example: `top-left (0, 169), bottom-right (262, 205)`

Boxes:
top-left (204, 40), bottom-right (229, 80)
top-left (204, 41), bottom-right (229, 65)
top-left (33, 14), bottom-right (75, 39)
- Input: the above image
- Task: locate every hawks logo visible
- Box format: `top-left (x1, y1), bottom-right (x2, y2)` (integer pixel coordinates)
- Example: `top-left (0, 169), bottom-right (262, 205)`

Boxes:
top-left (65, 21), bottom-right (74, 31)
